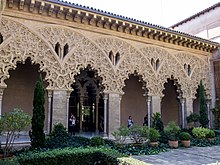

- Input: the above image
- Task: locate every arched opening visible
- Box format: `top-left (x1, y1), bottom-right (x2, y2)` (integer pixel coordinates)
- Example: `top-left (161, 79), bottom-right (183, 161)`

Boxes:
top-left (109, 51), bottom-right (114, 64)
top-left (63, 43), bottom-right (69, 58)
top-left (121, 74), bottom-right (147, 126)
top-left (151, 58), bottom-right (155, 69)
top-left (184, 64), bottom-right (187, 71)
top-left (115, 52), bottom-right (120, 65)
top-left (55, 42), bottom-right (61, 57)
top-left (69, 66), bottom-right (104, 133)
top-left (2, 58), bottom-right (49, 128)
top-left (188, 65), bottom-right (191, 76)
top-left (0, 33), bottom-right (3, 44)
top-left (156, 59), bottom-right (160, 71)
top-left (161, 78), bottom-right (181, 125)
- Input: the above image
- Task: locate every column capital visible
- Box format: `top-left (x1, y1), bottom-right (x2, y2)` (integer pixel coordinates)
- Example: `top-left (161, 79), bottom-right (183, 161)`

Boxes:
top-left (0, 87), bottom-right (5, 97)
top-left (103, 93), bottom-right (109, 100)
top-left (180, 97), bottom-right (185, 104)
top-left (66, 90), bottom-right (72, 99)
top-left (47, 89), bottom-right (53, 98)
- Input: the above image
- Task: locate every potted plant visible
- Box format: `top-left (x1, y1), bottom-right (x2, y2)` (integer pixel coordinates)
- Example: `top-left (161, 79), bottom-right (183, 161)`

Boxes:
top-left (0, 108), bottom-right (31, 158)
top-left (192, 127), bottom-right (210, 140)
top-left (186, 112), bottom-right (199, 128)
top-left (206, 129), bottom-right (215, 142)
top-left (112, 126), bottom-right (130, 144)
top-left (149, 128), bottom-right (160, 147)
top-left (129, 124), bottom-right (147, 145)
top-left (179, 132), bottom-right (191, 148)
top-left (164, 121), bottom-right (180, 148)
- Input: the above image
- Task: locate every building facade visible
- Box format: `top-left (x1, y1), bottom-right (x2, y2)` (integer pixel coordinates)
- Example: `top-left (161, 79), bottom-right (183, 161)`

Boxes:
top-left (0, 0), bottom-right (219, 137)
top-left (171, 2), bottom-right (220, 111)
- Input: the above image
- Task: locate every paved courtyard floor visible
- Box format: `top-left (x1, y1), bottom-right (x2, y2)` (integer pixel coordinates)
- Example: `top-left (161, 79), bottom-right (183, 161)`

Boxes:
top-left (133, 145), bottom-right (220, 165)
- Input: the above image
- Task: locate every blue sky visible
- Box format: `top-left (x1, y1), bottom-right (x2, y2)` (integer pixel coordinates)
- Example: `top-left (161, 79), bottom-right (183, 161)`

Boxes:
top-left (67, 0), bottom-right (219, 27)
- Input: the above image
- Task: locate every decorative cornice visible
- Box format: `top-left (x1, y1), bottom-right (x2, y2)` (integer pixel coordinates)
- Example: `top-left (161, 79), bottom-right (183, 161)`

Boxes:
top-left (5, 0), bottom-right (219, 53)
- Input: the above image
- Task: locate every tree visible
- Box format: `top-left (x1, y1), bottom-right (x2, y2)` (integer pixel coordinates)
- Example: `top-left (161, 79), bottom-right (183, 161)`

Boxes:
top-left (199, 81), bottom-right (209, 128)
top-left (30, 76), bottom-right (46, 148)
top-left (0, 108), bottom-right (31, 158)
top-left (152, 112), bottom-right (164, 134)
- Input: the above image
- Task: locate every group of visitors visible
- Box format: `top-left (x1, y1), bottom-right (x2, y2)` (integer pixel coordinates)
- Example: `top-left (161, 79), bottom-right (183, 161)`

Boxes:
top-left (127, 114), bottom-right (148, 128)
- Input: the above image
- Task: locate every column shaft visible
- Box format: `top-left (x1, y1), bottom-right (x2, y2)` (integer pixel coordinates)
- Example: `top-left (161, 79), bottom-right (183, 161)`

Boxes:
top-left (151, 96), bottom-right (161, 114)
top-left (108, 93), bottom-right (121, 138)
top-left (103, 94), bottom-right (108, 136)
top-left (52, 90), bottom-right (68, 129)
top-left (47, 90), bottom-right (53, 133)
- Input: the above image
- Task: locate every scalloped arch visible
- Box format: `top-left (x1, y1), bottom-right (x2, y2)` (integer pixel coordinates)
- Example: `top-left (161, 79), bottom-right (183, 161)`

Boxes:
top-left (36, 26), bottom-right (118, 92)
top-left (94, 36), bottom-right (157, 94)
top-left (174, 52), bottom-right (211, 98)
top-left (0, 17), bottom-right (63, 89)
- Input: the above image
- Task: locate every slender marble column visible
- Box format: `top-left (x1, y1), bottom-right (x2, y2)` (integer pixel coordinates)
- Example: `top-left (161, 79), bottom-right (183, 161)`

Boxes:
top-left (207, 99), bottom-right (211, 129)
top-left (79, 96), bottom-right (84, 132)
top-left (103, 93), bottom-right (108, 136)
top-left (66, 90), bottom-right (71, 130)
top-left (47, 90), bottom-right (53, 133)
top-left (95, 96), bottom-right (99, 133)
top-left (147, 96), bottom-right (151, 127)
top-left (0, 88), bottom-right (4, 117)
top-left (180, 98), bottom-right (185, 128)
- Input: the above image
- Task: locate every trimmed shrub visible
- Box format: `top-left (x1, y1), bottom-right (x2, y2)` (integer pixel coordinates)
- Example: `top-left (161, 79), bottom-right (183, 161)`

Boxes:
top-left (179, 132), bottom-right (191, 141)
top-left (192, 127), bottom-right (210, 140)
top-left (206, 130), bottom-right (215, 138)
top-left (16, 147), bottom-right (124, 165)
top-left (149, 128), bottom-right (160, 142)
top-left (164, 121), bottom-right (180, 141)
top-left (129, 125), bottom-right (148, 143)
top-left (112, 126), bottom-right (130, 144)
top-left (45, 123), bottom-right (90, 149)
top-left (90, 136), bottom-right (105, 147)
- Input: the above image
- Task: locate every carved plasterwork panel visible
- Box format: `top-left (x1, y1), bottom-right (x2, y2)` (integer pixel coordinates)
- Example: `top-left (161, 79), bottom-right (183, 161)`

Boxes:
top-left (140, 46), bottom-right (186, 97)
top-left (37, 26), bottom-right (116, 92)
top-left (95, 37), bottom-right (157, 94)
top-left (0, 17), bottom-right (63, 89)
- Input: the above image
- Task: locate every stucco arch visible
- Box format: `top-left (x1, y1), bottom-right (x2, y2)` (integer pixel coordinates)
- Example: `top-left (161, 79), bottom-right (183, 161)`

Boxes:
top-left (140, 46), bottom-right (187, 97)
top-left (36, 25), bottom-right (117, 92)
top-left (94, 36), bottom-right (156, 94)
top-left (0, 17), bottom-right (62, 89)
top-left (173, 52), bottom-right (211, 98)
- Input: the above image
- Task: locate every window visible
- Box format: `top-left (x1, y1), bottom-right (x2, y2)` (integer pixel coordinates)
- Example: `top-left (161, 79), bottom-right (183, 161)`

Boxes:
top-left (109, 51), bottom-right (113, 63)
top-left (115, 52), bottom-right (120, 65)
top-left (0, 33), bottom-right (3, 44)
top-left (63, 44), bottom-right (69, 58)
top-left (156, 59), bottom-right (160, 70)
top-left (55, 42), bottom-right (61, 56)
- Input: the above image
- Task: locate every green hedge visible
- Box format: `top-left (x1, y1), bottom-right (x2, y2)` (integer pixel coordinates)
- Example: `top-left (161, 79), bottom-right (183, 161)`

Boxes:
top-left (16, 147), bottom-right (124, 165)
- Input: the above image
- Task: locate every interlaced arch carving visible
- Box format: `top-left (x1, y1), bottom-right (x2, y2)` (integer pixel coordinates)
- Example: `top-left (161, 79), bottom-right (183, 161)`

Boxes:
top-left (140, 46), bottom-right (187, 97)
top-left (0, 18), bottom-right (64, 89)
top-left (37, 26), bottom-right (117, 92)
top-left (95, 37), bottom-right (156, 94)
top-left (173, 52), bottom-right (211, 98)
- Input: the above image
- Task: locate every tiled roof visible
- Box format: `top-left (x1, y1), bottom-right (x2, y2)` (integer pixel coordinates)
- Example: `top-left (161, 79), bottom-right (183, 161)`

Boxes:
top-left (48, 0), bottom-right (219, 46)
top-left (171, 2), bottom-right (220, 28)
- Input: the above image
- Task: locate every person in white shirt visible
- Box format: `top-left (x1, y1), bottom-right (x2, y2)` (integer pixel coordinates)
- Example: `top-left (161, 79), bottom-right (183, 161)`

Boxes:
top-left (69, 113), bottom-right (76, 135)
top-left (127, 116), bottom-right (134, 128)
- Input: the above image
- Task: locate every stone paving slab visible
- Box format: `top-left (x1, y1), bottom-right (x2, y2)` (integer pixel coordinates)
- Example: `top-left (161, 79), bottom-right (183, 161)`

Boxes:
top-left (133, 146), bottom-right (220, 165)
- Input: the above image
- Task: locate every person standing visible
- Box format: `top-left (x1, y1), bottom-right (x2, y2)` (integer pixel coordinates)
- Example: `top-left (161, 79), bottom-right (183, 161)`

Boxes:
top-left (143, 114), bottom-right (148, 126)
top-left (127, 116), bottom-right (134, 128)
top-left (69, 113), bottom-right (76, 135)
